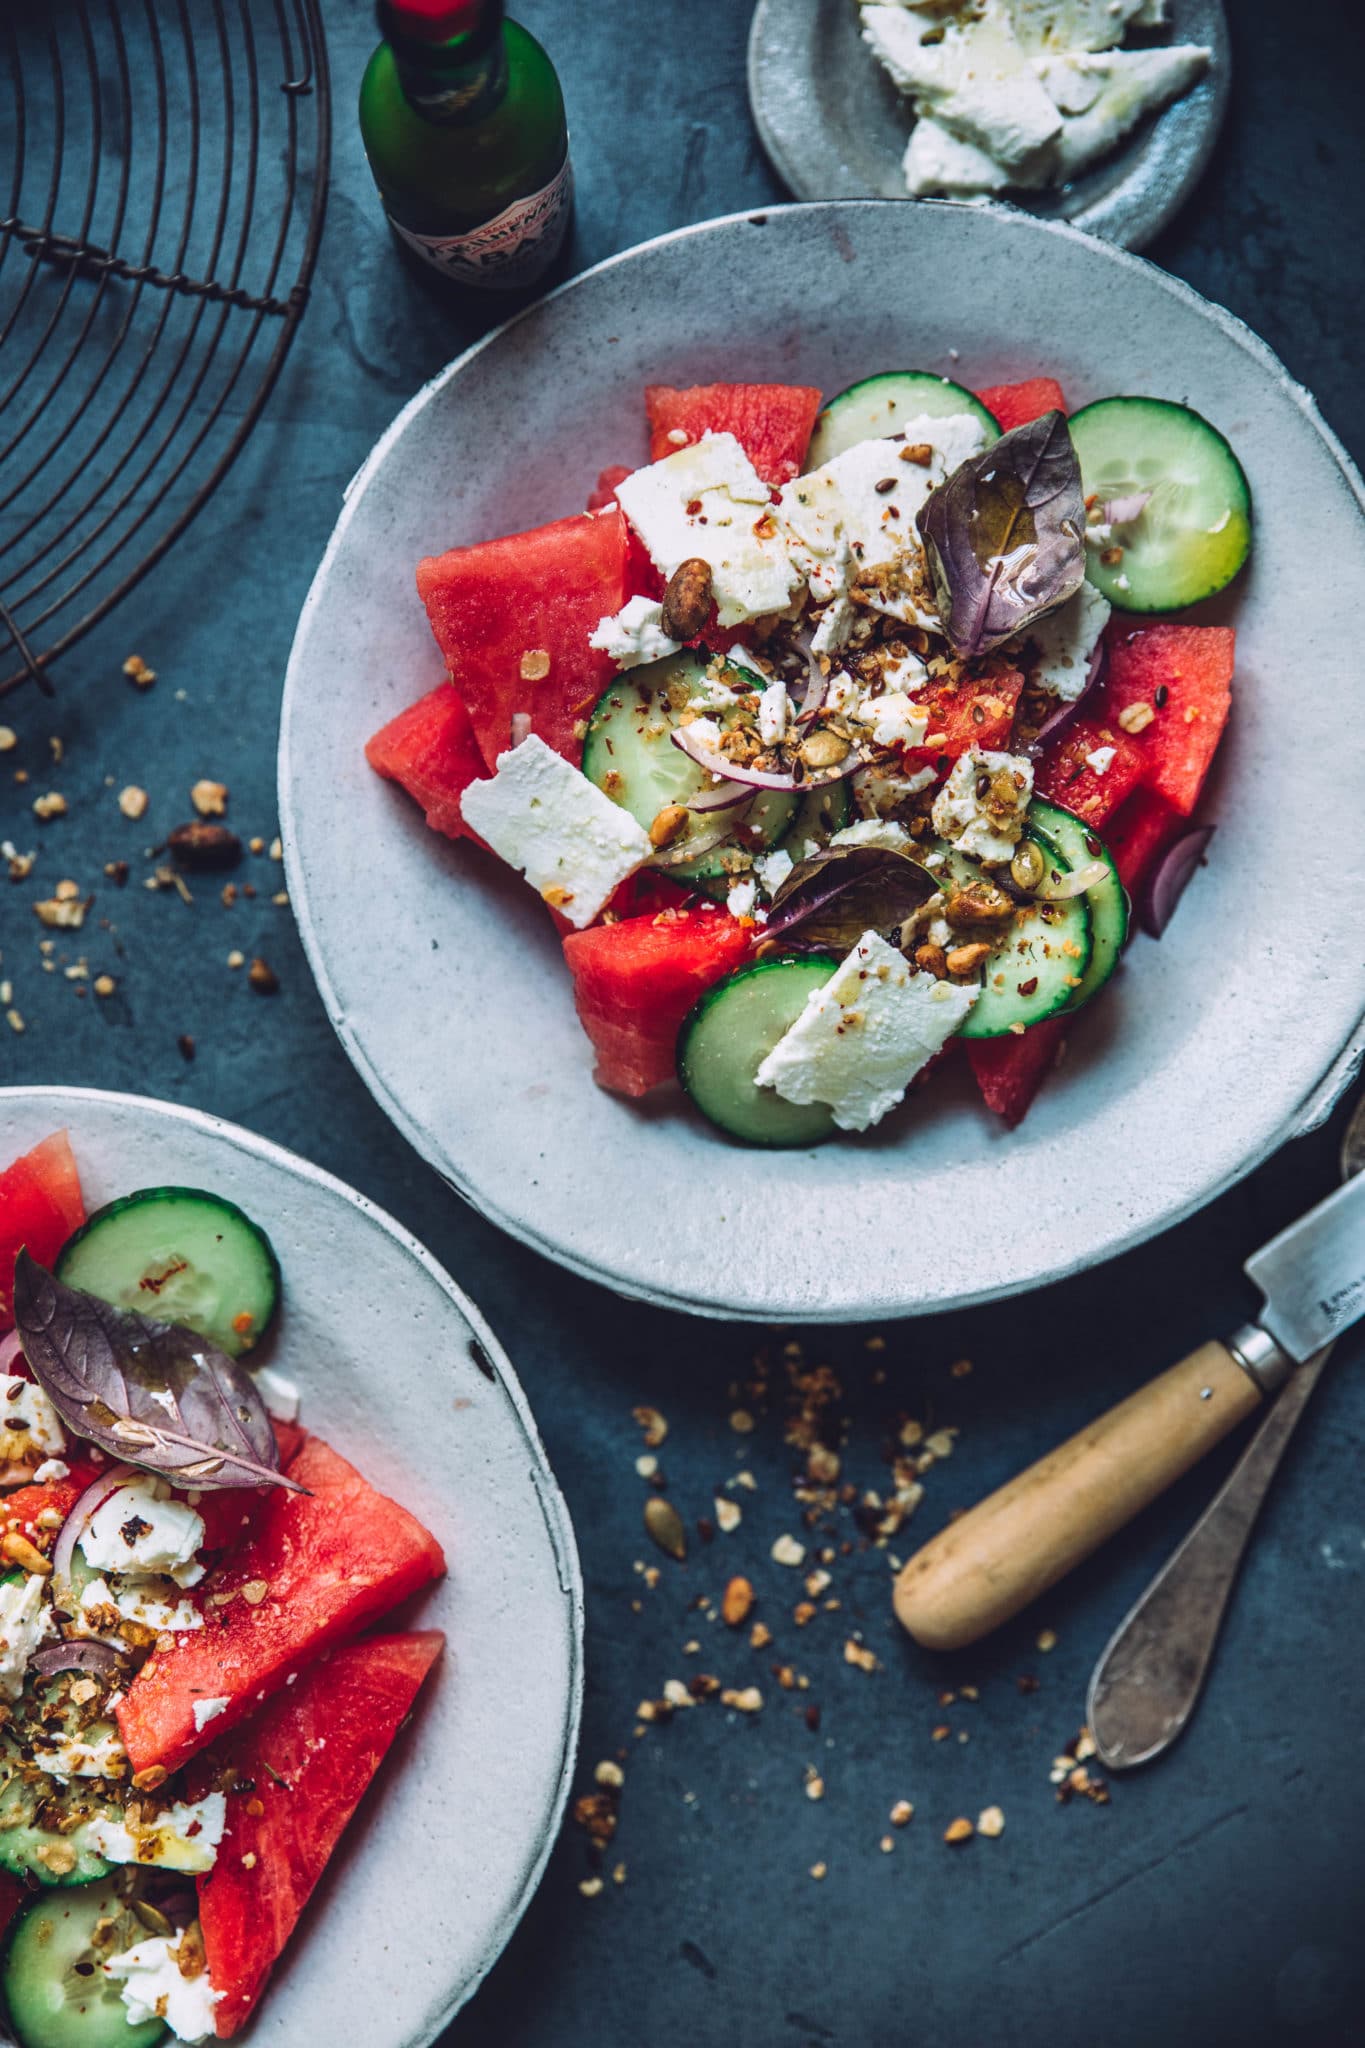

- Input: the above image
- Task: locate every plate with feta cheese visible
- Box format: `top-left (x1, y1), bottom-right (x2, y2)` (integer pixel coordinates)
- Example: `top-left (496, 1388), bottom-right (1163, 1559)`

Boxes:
top-left (748, 0), bottom-right (1229, 250)
top-left (0, 1087), bottom-right (582, 2048)
top-left (280, 201), bottom-right (1365, 1320)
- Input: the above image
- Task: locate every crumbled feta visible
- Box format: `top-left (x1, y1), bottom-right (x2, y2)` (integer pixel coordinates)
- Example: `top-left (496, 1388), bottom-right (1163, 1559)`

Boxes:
top-left (758, 677), bottom-right (790, 746)
top-left (89, 1791), bottom-right (227, 1876)
top-left (853, 762), bottom-right (937, 819)
top-left (252, 1364), bottom-right (301, 1424)
top-left (104, 1935), bottom-right (222, 2042)
top-left (614, 434), bottom-right (802, 627)
top-left (810, 591), bottom-right (856, 657)
top-left (1085, 745), bottom-right (1117, 776)
top-left (31, 1720), bottom-right (128, 1781)
top-left (193, 1695), bottom-right (230, 1732)
top-left (727, 878), bottom-right (759, 920)
top-left (588, 595), bottom-right (681, 671)
top-left (0, 1575), bottom-right (54, 1700)
top-left (1012, 582), bottom-right (1111, 700)
top-left (80, 1574), bottom-right (203, 1635)
top-left (756, 930), bottom-right (979, 1131)
top-left (0, 1374), bottom-right (66, 1458)
top-left (881, 647), bottom-right (930, 697)
top-left (80, 1476), bottom-right (206, 1588)
top-left (31, 1457), bottom-right (69, 1483)
top-left (830, 819), bottom-right (915, 854)
top-left (754, 848), bottom-right (794, 896)
top-left (857, 690), bottom-right (930, 750)
top-left (460, 734), bottom-right (651, 930)
top-left (932, 749), bottom-right (1035, 862)
top-left (1035, 45), bottom-right (1212, 179)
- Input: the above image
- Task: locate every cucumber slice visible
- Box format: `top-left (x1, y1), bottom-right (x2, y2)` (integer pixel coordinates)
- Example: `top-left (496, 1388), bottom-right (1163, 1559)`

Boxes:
top-left (4, 1879), bottom-right (167, 2048)
top-left (1068, 396), bottom-right (1252, 612)
top-left (782, 778), bottom-right (851, 852)
top-left (678, 956), bottom-right (838, 1147)
top-left (0, 1756), bottom-right (121, 1887)
top-left (932, 827), bottom-right (1093, 1038)
top-left (56, 1188), bottom-right (280, 1358)
top-left (807, 372), bottom-right (1000, 467)
top-left (581, 653), bottom-right (795, 882)
top-left (1028, 798), bottom-right (1127, 1011)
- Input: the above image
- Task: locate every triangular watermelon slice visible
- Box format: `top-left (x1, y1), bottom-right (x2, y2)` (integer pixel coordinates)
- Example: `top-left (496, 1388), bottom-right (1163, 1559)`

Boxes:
top-left (416, 505), bottom-right (636, 769)
top-left (1035, 715), bottom-right (1145, 826)
top-left (365, 684), bottom-right (489, 846)
top-left (1104, 786), bottom-right (1188, 896)
top-left (190, 1630), bottom-right (443, 2037)
top-left (115, 1433), bottom-right (445, 1776)
top-left (1096, 622), bottom-right (1234, 815)
top-left (644, 382), bottom-right (822, 485)
top-left (563, 906), bottom-right (756, 1097)
top-left (907, 666), bottom-right (1025, 766)
top-left (0, 1131), bottom-right (85, 1331)
top-left (975, 377), bottom-right (1069, 430)
top-left (968, 1016), bottom-right (1068, 1126)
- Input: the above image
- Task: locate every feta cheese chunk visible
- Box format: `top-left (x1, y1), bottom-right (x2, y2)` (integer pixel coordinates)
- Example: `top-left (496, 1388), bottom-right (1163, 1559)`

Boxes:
top-left (1010, 0), bottom-right (1167, 57)
top-left (861, 3), bottom-right (1062, 169)
top-left (588, 595), bottom-right (681, 670)
top-left (754, 848), bottom-right (794, 896)
top-left (904, 117), bottom-right (1011, 198)
top-left (31, 1719), bottom-right (128, 1781)
top-left (756, 931), bottom-right (978, 1132)
top-left (757, 676), bottom-right (790, 746)
top-left (830, 819), bottom-right (916, 854)
top-left (79, 1573), bottom-right (203, 1635)
top-left (80, 1476), bottom-right (206, 1588)
top-left (1035, 46), bottom-right (1211, 179)
top-left (252, 1363), bottom-right (300, 1424)
top-left (857, 690), bottom-right (930, 750)
top-left (726, 878), bottom-right (759, 921)
top-left (614, 434), bottom-right (802, 627)
top-left (31, 1457), bottom-right (69, 1484)
top-left (1010, 581), bottom-right (1110, 700)
top-left (89, 1791), bottom-right (228, 1877)
top-left (0, 1574), bottom-right (54, 1701)
top-left (104, 1936), bottom-right (222, 2042)
top-left (0, 1374), bottom-right (66, 1459)
top-left (932, 748), bottom-right (1035, 861)
top-left (853, 761), bottom-right (937, 819)
top-left (193, 1695), bottom-right (230, 1732)
top-left (1085, 745), bottom-right (1116, 776)
top-left (461, 734), bottom-right (651, 930)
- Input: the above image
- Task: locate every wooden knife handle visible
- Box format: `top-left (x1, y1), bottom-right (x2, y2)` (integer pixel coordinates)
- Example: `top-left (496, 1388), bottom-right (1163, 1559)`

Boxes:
top-left (893, 1341), bottom-right (1263, 1652)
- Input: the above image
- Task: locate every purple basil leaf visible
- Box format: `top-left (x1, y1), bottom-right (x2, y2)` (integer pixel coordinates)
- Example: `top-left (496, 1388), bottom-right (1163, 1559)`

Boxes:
top-left (13, 1253), bottom-right (303, 1492)
top-left (765, 845), bottom-right (939, 954)
top-left (1139, 824), bottom-right (1216, 938)
top-left (917, 411), bottom-right (1087, 659)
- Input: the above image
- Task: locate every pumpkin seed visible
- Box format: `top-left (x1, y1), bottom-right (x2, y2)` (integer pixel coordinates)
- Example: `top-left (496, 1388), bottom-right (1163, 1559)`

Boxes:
top-left (643, 1496), bottom-right (687, 1562)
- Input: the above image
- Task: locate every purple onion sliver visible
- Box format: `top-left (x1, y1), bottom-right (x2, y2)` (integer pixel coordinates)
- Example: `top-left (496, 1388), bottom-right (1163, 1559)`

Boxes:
top-left (1102, 490), bottom-right (1152, 526)
top-left (670, 726), bottom-right (799, 791)
top-left (686, 781), bottom-right (753, 815)
top-left (1139, 824), bottom-right (1216, 939)
top-left (31, 1640), bottom-right (124, 1679)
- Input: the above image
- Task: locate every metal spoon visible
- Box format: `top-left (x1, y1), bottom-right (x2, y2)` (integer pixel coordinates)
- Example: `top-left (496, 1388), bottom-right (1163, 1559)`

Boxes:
top-left (1087, 1092), bottom-right (1365, 1770)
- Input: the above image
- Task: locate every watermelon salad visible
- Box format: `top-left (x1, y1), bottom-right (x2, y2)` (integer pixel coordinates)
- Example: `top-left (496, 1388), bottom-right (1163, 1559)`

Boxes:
top-left (0, 1132), bottom-right (445, 2045)
top-left (367, 371), bottom-right (1249, 1142)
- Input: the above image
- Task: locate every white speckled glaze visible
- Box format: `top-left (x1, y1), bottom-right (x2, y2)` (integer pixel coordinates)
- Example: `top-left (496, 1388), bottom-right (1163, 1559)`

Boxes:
top-left (0, 1087), bottom-right (582, 2047)
top-left (280, 202), bottom-right (1365, 1323)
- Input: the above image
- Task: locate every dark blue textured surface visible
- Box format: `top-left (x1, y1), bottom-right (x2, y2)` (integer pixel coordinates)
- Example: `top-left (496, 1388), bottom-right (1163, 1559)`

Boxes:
top-left (4, 3), bottom-right (1365, 2042)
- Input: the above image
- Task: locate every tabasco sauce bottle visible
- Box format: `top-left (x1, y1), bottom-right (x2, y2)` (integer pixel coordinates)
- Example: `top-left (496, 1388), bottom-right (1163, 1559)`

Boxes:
top-left (359, 0), bottom-right (572, 292)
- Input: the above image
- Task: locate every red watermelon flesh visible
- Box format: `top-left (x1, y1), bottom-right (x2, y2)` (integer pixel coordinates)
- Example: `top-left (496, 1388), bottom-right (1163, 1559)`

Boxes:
top-left (645, 383), bottom-right (822, 485)
top-left (968, 1016), bottom-right (1068, 1126)
top-left (416, 505), bottom-right (636, 770)
top-left (908, 666), bottom-right (1025, 767)
top-left (1098, 623), bottom-right (1234, 815)
top-left (1104, 786), bottom-right (1188, 897)
top-left (1, 1465), bottom-right (102, 1553)
top-left (0, 1874), bottom-right (23, 1945)
top-left (586, 464), bottom-right (633, 512)
top-left (1035, 715), bottom-right (1145, 826)
top-left (116, 1432), bottom-right (445, 1776)
top-left (563, 907), bottom-right (756, 1097)
top-left (191, 1630), bottom-right (443, 2038)
top-left (975, 377), bottom-right (1069, 431)
top-left (364, 685), bottom-right (488, 847)
top-left (0, 1131), bottom-right (85, 1331)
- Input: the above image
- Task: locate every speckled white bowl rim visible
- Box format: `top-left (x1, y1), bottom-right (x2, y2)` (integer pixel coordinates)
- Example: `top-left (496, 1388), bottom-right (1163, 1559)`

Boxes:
top-left (0, 1086), bottom-right (584, 2047)
top-left (280, 200), bottom-right (1365, 1324)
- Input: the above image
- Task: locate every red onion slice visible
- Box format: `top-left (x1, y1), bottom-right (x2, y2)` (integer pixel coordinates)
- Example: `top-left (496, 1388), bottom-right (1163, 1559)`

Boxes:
top-left (686, 780), bottom-right (754, 815)
top-left (670, 724), bottom-right (859, 791)
top-left (1030, 636), bottom-right (1107, 754)
top-left (1102, 490), bottom-right (1152, 526)
top-left (1139, 824), bottom-right (1215, 938)
top-left (32, 1640), bottom-right (124, 1679)
top-left (0, 1332), bottom-right (22, 1374)
top-left (509, 712), bottom-right (532, 748)
top-left (51, 1463), bottom-right (138, 1604)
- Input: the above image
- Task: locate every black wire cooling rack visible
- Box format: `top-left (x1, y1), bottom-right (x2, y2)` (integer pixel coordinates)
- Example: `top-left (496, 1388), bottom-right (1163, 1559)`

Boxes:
top-left (0, 0), bottom-right (331, 701)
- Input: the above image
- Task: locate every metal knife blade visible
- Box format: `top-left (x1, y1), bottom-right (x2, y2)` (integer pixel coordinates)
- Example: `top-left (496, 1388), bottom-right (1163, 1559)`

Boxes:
top-left (1244, 1168), bottom-right (1365, 1362)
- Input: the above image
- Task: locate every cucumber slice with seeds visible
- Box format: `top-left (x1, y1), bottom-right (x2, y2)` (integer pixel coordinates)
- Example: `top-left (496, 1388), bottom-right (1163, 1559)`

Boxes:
top-left (1069, 396), bottom-right (1251, 612)
top-left (0, 1755), bottom-right (121, 1888)
top-left (678, 956), bottom-right (839, 1147)
top-left (3, 1879), bottom-right (167, 2048)
top-left (57, 1188), bottom-right (280, 1358)
top-left (1028, 798), bottom-right (1127, 1011)
top-left (808, 372), bottom-right (1000, 467)
top-left (931, 825), bottom-right (1093, 1038)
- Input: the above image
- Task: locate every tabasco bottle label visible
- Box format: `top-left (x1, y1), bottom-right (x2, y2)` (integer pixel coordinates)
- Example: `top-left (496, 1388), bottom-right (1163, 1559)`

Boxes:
top-left (390, 157), bottom-right (572, 289)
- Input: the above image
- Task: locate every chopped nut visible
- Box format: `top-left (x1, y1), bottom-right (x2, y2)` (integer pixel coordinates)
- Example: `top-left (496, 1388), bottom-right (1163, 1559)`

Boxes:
top-left (720, 1685), bottom-right (763, 1713)
top-left (890, 1799), bottom-right (913, 1828)
top-left (901, 442), bottom-right (934, 466)
top-left (943, 1817), bottom-right (974, 1845)
top-left (729, 1409), bottom-right (755, 1434)
top-left (191, 779), bottom-right (228, 816)
top-left (843, 1639), bottom-right (878, 1673)
top-left (118, 785), bottom-right (149, 820)
top-left (93, 975), bottom-right (116, 999)
top-left (721, 1576), bottom-right (755, 1627)
top-left (632, 1405), bottom-right (668, 1448)
top-left (808, 1861), bottom-right (827, 1880)
top-left (749, 1619), bottom-right (772, 1649)
top-left (168, 821), bottom-right (242, 870)
top-left (771, 1533), bottom-right (806, 1568)
top-left (880, 1835), bottom-right (895, 1853)
top-left (33, 895), bottom-right (88, 931)
top-left (519, 648), bottom-right (552, 682)
top-left (949, 1357), bottom-right (973, 1378)
top-left (659, 558), bottom-right (713, 641)
top-left (1117, 701), bottom-right (1155, 735)
top-left (0, 1534), bottom-right (51, 1576)
top-left (33, 792), bottom-right (67, 820)
top-left (714, 1496), bottom-right (741, 1534)
top-left (594, 1759), bottom-right (624, 1790)
top-left (578, 1877), bottom-right (604, 1899)
top-left (946, 941), bottom-right (992, 977)
top-left (227, 950), bottom-right (245, 970)
top-left (5, 1009), bottom-right (23, 1035)
top-left (247, 957), bottom-right (279, 995)
top-left (0, 727), bottom-right (15, 752)
top-left (131, 1765), bottom-right (168, 1792)
top-left (805, 1774), bottom-right (825, 1801)
top-left (1035, 1627), bottom-right (1058, 1653)
top-left (914, 942), bottom-right (947, 978)
top-left (648, 803), bottom-right (690, 850)
top-left (239, 1580), bottom-right (269, 1607)
top-left (799, 728), bottom-right (851, 771)
top-left (122, 654), bottom-right (156, 687)
top-left (643, 1496), bottom-right (686, 1562)
top-left (977, 1804), bottom-right (1005, 1837)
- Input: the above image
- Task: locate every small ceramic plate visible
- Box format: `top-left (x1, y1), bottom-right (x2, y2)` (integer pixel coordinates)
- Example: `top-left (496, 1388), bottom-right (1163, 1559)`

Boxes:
top-left (747, 0), bottom-right (1230, 251)
top-left (0, 1087), bottom-right (582, 2048)
top-left (280, 202), bottom-right (1365, 1323)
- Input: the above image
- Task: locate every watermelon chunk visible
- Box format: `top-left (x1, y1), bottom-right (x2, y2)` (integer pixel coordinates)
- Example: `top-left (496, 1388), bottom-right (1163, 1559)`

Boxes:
top-left (191, 1631), bottom-right (443, 2038)
top-left (416, 505), bottom-right (635, 770)
top-left (644, 382), bottom-right (822, 485)
top-left (976, 377), bottom-right (1068, 431)
top-left (115, 1432), bottom-right (445, 1776)
top-left (586, 464), bottom-right (633, 512)
top-left (0, 1132), bottom-right (85, 1332)
top-left (1098, 623), bottom-right (1234, 815)
top-left (909, 666), bottom-right (1025, 765)
top-left (1035, 715), bottom-right (1145, 826)
top-left (563, 906), bottom-right (756, 1097)
top-left (968, 1016), bottom-right (1068, 1126)
top-left (365, 685), bottom-right (488, 846)
top-left (1, 1465), bottom-right (102, 1553)
top-left (1104, 786), bottom-right (1188, 897)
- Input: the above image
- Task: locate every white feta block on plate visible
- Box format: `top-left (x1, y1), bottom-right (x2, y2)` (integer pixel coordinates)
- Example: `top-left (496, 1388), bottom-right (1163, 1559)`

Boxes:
top-left (756, 931), bottom-right (978, 1131)
top-left (588, 595), bottom-right (680, 670)
top-left (932, 748), bottom-right (1035, 862)
top-left (1008, 0), bottom-right (1166, 56)
top-left (461, 734), bottom-right (651, 930)
top-left (861, 3), bottom-right (1062, 168)
top-left (81, 1475), bottom-right (206, 1587)
top-left (1010, 581), bottom-right (1110, 700)
top-left (904, 116), bottom-right (1011, 198)
top-left (1036, 46), bottom-right (1211, 178)
top-left (104, 1935), bottom-right (222, 2042)
top-left (614, 434), bottom-right (802, 627)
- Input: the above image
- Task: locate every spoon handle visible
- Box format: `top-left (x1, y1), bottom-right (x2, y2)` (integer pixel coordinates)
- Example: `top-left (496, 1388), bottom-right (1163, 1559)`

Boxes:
top-left (1086, 1344), bottom-right (1333, 1771)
